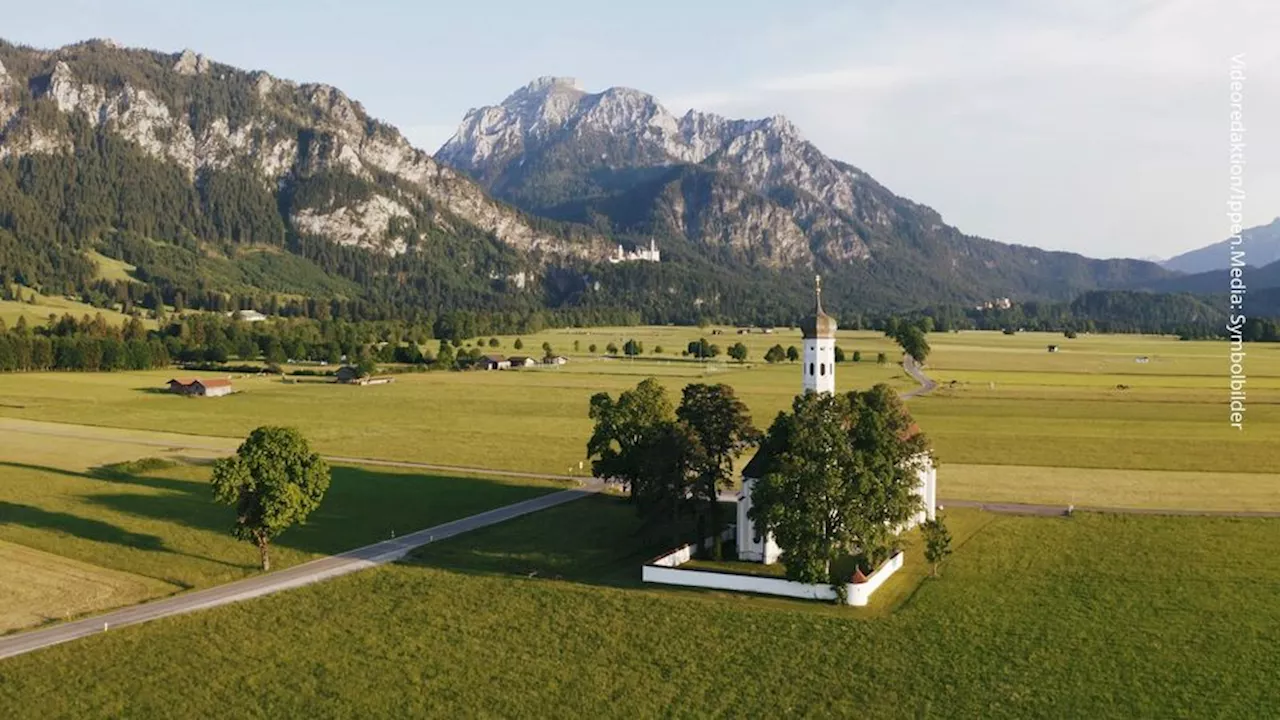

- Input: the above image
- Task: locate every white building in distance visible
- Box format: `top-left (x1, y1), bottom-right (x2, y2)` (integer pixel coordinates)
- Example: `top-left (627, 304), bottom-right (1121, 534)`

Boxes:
top-left (608, 239), bottom-right (660, 264)
top-left (736, 277), bottom-right (938, 564)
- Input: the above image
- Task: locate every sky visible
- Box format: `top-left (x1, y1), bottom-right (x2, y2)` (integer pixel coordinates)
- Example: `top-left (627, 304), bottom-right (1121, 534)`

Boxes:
top-left (3, 0), bottom-right (1277, 260)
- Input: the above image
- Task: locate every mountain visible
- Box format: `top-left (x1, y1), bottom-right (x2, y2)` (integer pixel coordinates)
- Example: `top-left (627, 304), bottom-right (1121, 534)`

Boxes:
top-left (1161, 218), bottom-right (1280, 274)
top-left (437, 77), bottom-right (1174, 308)
top-left (0, 40), bottom-right (614, 319)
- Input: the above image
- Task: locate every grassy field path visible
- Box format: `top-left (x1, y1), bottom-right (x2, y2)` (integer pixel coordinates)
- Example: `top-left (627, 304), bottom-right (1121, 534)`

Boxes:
top-left (0, 482), bottom-right (604, 660)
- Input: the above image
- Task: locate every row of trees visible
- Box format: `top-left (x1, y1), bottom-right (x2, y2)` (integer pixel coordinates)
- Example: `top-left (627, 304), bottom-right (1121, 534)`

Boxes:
top-left (588, 380), bottom-right (759, 556)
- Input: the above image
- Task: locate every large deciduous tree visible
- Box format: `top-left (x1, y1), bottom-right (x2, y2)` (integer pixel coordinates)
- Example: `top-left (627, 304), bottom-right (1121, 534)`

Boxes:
top-left (677, 383), bottom-right (760, 558)
top-left (749, 384), bottom-right (927, 585)
top-left (211, 426), bottom-right (331, 571)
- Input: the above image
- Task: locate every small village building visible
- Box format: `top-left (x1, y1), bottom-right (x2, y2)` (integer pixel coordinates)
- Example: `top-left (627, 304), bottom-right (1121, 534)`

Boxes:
top-left (227, 309), bottom-right (268, 322)
top-left (1047, 345), bottom-right (1059, 353)
top-left (334, 366), bottom-right (395, 385)
top-left (544, 355), bottom-right (569, 366)
top-left (480, 355), bottom-right (511, 370)
top-left (508, 356), bottom-right (538, 368)
top-left (167, 378), bottom-right (233, 397)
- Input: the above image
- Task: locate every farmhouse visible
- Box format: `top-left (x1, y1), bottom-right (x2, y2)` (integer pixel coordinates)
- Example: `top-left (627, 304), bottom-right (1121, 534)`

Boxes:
top-left (480, 355), bottom-right (511, 370)
top-left (166, 378), bottom-right (233, 397)
top-left (508, 356), bottom-right (537, 368)
top-left (543, 355), bottom-right (568, 366)
top-left (735, 279), bottom-right (937, 564)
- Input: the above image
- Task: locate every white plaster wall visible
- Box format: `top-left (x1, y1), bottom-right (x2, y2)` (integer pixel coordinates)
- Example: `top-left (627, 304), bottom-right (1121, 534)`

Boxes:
top-left (802, 337), bottom-right (836, 395)
top-left (846, 550), bottom-right (904, 606)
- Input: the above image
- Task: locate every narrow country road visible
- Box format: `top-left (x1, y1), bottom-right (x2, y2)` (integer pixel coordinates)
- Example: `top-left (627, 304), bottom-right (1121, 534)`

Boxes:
top-left (900, 354), bottom-right (937, 399)
top-left (0, 482), bottom-right (603, 661)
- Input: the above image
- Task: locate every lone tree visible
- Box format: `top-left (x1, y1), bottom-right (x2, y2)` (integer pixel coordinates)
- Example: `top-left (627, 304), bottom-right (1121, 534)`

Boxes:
top-left (749, 385), bottom-right (927, 586)
top-left (876, 352), bottom-right (887, 365)
top-left (624, 339), bottom-right (643, 357)
top-left (852, 350), bottom-right (862, 363)
top-left (786, 345), bottom-right (800, 362)
top-left (210, 427), bottom-right (331, 571)
top-left (765, 344), bottom-right (787, 364)
top-left (514, 338), bottom-right (524, 350)
top-left (834, 346), bottom-right (846, 363)
top-left (921, 516), bottom-right (952, 577)
top-left (728, 342), bottom-right (748, 363)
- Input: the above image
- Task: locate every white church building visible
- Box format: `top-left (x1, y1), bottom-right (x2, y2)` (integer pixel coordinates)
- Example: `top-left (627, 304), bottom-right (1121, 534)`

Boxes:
top-left (735, 278), bottom-right (938, 564)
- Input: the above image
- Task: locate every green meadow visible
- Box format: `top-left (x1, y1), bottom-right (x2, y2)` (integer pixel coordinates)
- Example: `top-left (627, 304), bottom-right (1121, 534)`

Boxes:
top-left (0, 455), bottom-right (562, 634)
top-left (2, 496), bottom-right (1277, 718)
top-left (0, 327), bottom-right (1274, 508)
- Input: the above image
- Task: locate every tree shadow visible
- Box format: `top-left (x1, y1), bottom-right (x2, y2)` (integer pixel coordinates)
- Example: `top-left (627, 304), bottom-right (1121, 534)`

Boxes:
top-left (0, 500), bottom-right (167, 551)
top-left (403, 494), bottom-right (683, 590)
top-left (3, 460), bottom-right (565, 560)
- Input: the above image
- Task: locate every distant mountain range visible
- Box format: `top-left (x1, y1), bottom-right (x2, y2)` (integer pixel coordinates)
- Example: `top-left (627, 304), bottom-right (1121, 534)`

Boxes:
top-left (1161, 218), bottom-right (1280, 274)
top-left (0, 41), bottom-right (1253, 326)
top-left (437, 77), bottom-right (1175, 310)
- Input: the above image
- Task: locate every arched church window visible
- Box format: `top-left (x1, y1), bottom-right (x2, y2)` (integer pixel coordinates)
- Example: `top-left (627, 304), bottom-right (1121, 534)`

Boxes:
top-left (809, 363), bottom-right (814, 375)
top-left (820, 363), bottom-right (825, 376)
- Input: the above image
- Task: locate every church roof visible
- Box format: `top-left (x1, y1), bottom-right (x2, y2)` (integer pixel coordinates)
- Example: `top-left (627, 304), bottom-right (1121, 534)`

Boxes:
top-left (799, 276), bottom-right (837, 339)
top-left (741, 445), bottom-right (776, 480)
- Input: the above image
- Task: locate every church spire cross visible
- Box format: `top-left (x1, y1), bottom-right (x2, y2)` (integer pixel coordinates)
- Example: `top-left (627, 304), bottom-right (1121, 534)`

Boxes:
top-left (815, 274), bottom-right (823, 313)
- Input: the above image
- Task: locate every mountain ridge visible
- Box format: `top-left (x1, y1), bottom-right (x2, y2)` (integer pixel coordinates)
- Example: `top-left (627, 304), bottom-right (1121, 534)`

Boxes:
top-left (436, 76), bottom-right (1174, 306)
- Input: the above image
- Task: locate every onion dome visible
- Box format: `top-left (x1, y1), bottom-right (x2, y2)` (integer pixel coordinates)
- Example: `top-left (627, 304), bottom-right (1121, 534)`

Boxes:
top-left (799, 275), bottom-right (837, 339)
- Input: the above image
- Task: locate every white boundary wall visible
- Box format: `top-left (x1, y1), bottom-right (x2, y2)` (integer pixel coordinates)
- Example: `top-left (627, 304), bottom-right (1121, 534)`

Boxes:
top-left (643, 545), bottom-right (905, 607)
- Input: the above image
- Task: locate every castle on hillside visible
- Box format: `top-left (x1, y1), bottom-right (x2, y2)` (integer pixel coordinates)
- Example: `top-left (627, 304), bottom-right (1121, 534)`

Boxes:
top-left (608, 238), bottom-right (660, 264)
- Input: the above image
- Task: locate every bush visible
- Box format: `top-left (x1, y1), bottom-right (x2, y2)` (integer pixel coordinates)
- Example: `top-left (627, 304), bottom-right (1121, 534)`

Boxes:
top-left (852, 350), bottom-right (862, 363)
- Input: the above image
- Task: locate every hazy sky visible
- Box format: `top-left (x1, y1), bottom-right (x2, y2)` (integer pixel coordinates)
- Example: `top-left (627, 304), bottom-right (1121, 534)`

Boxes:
top-left (4, 0), bottom-right (1277, 259)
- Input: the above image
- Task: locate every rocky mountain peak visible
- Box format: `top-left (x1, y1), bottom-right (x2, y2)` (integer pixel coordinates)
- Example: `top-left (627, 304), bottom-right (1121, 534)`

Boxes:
top-left (173, 48), bottom-right (211, 75)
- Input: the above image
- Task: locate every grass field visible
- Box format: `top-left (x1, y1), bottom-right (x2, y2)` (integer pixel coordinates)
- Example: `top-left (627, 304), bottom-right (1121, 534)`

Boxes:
top-left (2, 496), bottom-right (1277, 717)
top-left (0, 450), bottom-right (564, 633)
top-left (0, 284), bottom-right (150, 329)
top-left (0, 539), bottom-right (176, 634)
top-left (0, 327), bottom-right (1275, 509)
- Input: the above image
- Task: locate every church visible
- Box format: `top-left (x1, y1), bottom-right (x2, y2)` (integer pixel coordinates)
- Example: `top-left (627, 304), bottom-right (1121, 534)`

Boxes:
top-left (735, 278), bottom-right (938, 564)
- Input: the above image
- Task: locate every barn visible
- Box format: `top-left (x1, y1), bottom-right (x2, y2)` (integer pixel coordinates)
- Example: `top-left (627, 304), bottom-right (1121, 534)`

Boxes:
top-left (167, 378), bottom-right (233, 397)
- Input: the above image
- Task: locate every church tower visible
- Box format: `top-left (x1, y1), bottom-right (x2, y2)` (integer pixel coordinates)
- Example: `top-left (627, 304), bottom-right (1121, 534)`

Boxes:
top-left (799, 275), bottom-right (837, 395)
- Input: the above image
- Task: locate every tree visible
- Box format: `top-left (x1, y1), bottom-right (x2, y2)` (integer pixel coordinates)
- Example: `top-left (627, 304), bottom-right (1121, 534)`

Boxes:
top-left (356, 352), bottom-right (378, 378)
top-left (434, 340), bottom-right (456, 370)
top-left (542, 341), bottom-right (553, 358)
top-left (653, 345), bottom-right (664, 354)
top-left (834, 346), bottom-right (846, 363)
top-left (765, 344), bottom-right (786, 363)
top-left (894, 325), bottom-right (931, 364)
top-left (676, 384), bottom-right (760, 558)
top-left (488, 337), bottom-right (500, 347)
top-left (514, 338), bottom-right (524, 350)
top-left (728, 342), bottom-right (748, 363)
top-left (921, 516), bottom-right (952, 577)
top-left (852, 350), bottom-right (862, 363)
top-left (749, 386), bottom-right (927, 587)
top-left (210, 427), bottom-right (331, 571)
top-left (589, 343), bottom-right (598, 353)
top-left (587, 378), bottom-right (675, 498)
top-left (876, 352), bottom-right (887, 364)
top-left (1064, 329), bottom-right (1078, 339)
top-left (624, 339), bottom-right (643, 357)
top-left (785, 345), bottom-right (799, 362)
top-left (606, 342), bottom-right (619, 354)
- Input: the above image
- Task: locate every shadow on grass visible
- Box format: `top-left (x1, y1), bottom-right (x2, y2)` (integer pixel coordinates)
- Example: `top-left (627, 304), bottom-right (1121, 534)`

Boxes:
top-left (404, 494), bottom-right (687, 590)
top-left (0, 460), bottom-right (561, 560)
top-left (0, 500), bottom-right (168, 551)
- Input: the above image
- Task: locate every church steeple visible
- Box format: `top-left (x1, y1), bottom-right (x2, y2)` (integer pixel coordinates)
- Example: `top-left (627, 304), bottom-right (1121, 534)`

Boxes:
top-left (800, 275), bottom-right (837, 395)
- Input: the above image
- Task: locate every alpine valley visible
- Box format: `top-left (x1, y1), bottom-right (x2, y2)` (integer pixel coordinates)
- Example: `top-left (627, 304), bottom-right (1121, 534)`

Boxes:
top-left (0, 40), bottom-right (1244, 327)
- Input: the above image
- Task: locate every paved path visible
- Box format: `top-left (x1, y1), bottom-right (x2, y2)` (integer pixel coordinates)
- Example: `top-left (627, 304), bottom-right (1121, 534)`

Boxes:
top-left (0, 483), bottom-right (603, 661)
top-left (901, 354), bottom-right (937, 399)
